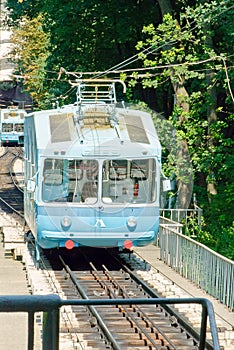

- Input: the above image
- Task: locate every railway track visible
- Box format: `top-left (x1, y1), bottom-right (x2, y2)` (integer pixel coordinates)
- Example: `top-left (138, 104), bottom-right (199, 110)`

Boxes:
top-left (0, 146), bottom-right (24, 217)
top-left (0, 145), bottom-right (228, 349)
top-left (37, 247), bottom-right (215, 349)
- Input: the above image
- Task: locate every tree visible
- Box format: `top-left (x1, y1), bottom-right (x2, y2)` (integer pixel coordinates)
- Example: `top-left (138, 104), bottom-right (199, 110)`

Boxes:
top-left (10, 15), bottom-right (51, 108)
top-left (5, 0), bottom-right (234, 258)
top-left (7, 0), bottom-right (161, 104)
top-left (7, 0), bottom-right (160, 72)
top-left (157, 0), bottom-right (194, 209)
top-left (135, 1), bottom-right (233, 200)
top-left (134, 0), bottom-right (233, 257)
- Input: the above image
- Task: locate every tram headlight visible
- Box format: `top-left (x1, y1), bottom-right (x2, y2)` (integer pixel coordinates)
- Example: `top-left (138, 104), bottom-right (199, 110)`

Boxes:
top-left (61, 216), bottom-right (72, 230)
top-left (127, 217), bottom-right (137, 230)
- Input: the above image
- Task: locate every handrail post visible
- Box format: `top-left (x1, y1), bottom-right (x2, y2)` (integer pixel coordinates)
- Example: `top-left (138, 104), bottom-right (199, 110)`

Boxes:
top-left (28, 311), bottom-right (35, 350)
top-left (199, 304), bottom-right (208, 350)
top-left (42, 308), bottom-right (60, 350)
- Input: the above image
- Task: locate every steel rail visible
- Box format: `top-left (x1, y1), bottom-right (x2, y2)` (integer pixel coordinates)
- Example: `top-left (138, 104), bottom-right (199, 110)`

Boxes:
top-left (58, 250), bottom-right (219, 349)
top-left (100, 263), bottom-right (178, 349)
top-left (116, 253), bottom-right (216, 350)
top-left (91, 262), bottom-right (178, 349)
top-left (9, 148), bottom-right (24, 193)
top-left (59, 255), bottom-right (123, 350)
top-left (0, 146), bottom-right (24, 216)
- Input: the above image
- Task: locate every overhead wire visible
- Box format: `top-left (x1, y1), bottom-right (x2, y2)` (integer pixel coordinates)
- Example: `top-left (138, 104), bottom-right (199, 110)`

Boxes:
top-left (52, 56), bottom-right (233, 82)
top-left (36, 0), bottom-right (234, 83)
top-left (88, 0), bottom-right (234, 80)
top-left (91, 40), bottom-right (178, 79)
top-left (14, 0), bottom-right (233, 99)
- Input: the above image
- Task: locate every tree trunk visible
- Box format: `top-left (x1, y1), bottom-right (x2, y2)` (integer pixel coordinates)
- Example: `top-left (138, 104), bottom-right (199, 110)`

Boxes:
top-left (204, 26), bottom-right (218, 201)
top-left (157, 0), bottom-right (193, 209)
top-left (157, 0), bottom-right (173, 15)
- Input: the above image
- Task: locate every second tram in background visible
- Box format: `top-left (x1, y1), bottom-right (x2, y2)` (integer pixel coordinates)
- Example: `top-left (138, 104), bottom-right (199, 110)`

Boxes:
top-left (24, 78), bottom-right (162, 259)
top-left (0, 107), bottom-right (25, 145)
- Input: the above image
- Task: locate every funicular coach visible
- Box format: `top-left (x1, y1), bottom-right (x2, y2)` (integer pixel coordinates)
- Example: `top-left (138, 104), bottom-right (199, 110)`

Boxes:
top-left (24, 79), bottom-right (161, 260)
top-left (0, 106), bottom-right (25, 145)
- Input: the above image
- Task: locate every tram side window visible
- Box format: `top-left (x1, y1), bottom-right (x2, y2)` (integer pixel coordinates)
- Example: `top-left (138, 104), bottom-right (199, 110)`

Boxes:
top-left (86, 160), bottom-right (99, 180)
top-left (67, 160), bottom-right (83, 182)
top-left (67, 160), bottom-right (83, 197)
top-left (43, 159), bottom-right (63, 185)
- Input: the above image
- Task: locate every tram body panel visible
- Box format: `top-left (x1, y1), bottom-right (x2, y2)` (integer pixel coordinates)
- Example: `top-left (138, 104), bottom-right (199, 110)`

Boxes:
top-left (35, 204), bottom-right (160, 249)
top-left (24, 80), bottom-right (162, 251)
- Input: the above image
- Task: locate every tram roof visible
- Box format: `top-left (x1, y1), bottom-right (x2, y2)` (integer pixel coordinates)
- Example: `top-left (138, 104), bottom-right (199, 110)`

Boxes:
top-left (0, 107), bottom-right (26, 121)
top-left (25, 104), bottom-right (161, 158)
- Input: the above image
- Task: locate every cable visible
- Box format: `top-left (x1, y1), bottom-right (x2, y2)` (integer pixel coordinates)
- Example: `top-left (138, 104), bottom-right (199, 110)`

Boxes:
top-left (11, 0), bottom-right (234, 100)
top-left (53, 56), bottom-right (233, 82)
top-left (90, 0), bottom-right (234, 79)
top-left (219, 56), bottom-right (234, 102)
top-left (91, 40), bottom-right (177, 79)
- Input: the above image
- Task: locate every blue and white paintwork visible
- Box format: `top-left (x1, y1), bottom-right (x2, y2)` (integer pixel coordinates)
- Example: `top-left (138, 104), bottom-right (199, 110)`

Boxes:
top-left (0, 107), bottom-right (25, 145)
top-left (24, 80), bottom-right (161, 252)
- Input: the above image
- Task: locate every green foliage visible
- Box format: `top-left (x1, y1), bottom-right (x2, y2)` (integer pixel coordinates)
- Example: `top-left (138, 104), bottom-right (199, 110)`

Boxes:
top-left (183, 213), bottom-right (234, 260)
top-left (136, 13), bottom-right (206, 89)
top-left (215, 224), bottom-right (234, 260)
top-left (7, 0), bottom-right (160, 74)
top-left (0, 81), bottom-right (15, 90)
top-left (135, 1), bottom-right (234, 259)
top-left (10, 15), bottom-right (51, 108)
top-left (5, 0), bottom-right (234, 258)
top-left (6, 0), bottom-right (43, 23)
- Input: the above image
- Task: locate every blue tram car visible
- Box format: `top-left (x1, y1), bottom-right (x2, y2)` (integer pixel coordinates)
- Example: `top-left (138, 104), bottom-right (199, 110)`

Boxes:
top-left (24, 80), bottom-right (161, 256)
top-left (0, 107), bottom-right (25, 145)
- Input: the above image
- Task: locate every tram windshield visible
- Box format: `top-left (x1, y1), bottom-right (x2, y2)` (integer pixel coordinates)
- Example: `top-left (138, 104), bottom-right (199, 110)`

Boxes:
top-left (15, 123), bottom-right (24, 132)
top-left (102, 159), bottom-right (157, 204)
top-left (42, 158), bottom-right (157, 204)
top-left (2, 123), bottom-right (13, 132)
top-left (42, 159), bottom-right (98, 203)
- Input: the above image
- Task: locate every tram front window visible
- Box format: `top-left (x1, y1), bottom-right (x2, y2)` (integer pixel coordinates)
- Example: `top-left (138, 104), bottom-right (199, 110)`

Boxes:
top-left (41, 158), bottom-right (157, 204)
top-left (15, 123), bottom-right (24, 132)
top-left (42, 158), bottom-right (98, 203)
top-left (68, 159), bottom-right (98, 203)
top-left (2, 123), bottom-right (13, 132)
top-left (102, 159), bottom-right (157, 204)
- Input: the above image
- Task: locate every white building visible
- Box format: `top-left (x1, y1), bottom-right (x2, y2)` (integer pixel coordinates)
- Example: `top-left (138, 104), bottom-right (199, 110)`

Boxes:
top-left (0, 0), bottom-right (14, 81)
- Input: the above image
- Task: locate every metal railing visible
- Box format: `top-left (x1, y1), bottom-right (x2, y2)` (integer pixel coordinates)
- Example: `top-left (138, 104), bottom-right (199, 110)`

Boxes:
top-left (158, 222), bottom-right (234, 310)
top-left (0, 294), bottom-right (220, 350)
top-left (161, 206), bottom-right (203, 234)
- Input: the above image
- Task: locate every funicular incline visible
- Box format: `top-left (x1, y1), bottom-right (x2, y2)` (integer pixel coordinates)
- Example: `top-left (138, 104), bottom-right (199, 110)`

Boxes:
top-left (0, 80), bottom-right (233, 349)
top-left (1, 208), bottom-right (233, 349)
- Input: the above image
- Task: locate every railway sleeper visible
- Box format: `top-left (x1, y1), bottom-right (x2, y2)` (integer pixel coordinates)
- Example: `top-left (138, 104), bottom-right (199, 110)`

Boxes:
top-left (110, 326), bottom-right (197, 346)
top-left (112, 338), bottom-right (151, 347)
top-left (105, 327), bottom-right (171, 343)
top-left (116, 335), bottom-right (196, 350)
top-left (69, 326), bottom-right (101, 334)
top-left (72, 317), bottom-right (98, 329)
top-left (108, 332), bottom-right (173, 348)
top-left (67, 333), bottom-right (108, 347)
top-left (97, 315), bottom-right (176, 330)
